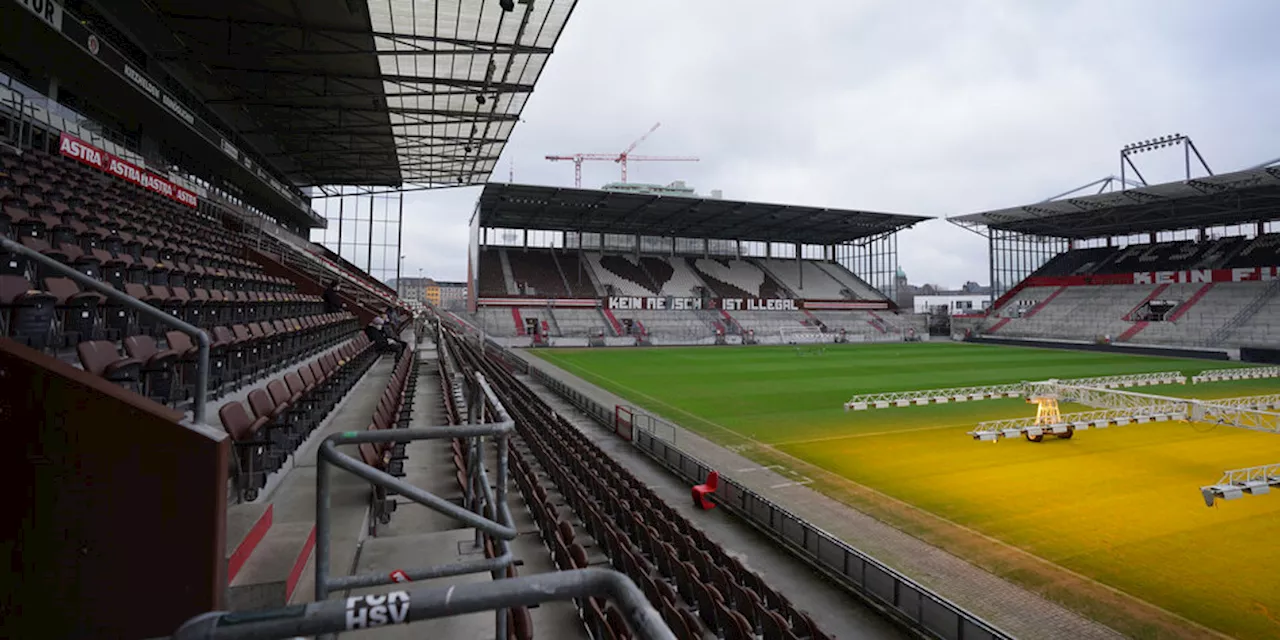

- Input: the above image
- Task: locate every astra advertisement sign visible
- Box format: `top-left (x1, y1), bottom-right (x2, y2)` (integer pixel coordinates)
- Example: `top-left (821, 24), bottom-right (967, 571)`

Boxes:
top-left (606, 296), bottom-right (803, 311)
top-left (59, 132), bottom-right (198, 208)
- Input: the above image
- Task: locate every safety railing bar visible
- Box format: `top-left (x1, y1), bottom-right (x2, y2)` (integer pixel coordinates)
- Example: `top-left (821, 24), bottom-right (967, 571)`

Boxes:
top-left (316, 370), bottom-right (520, 620)
top-left (0, 236), bottom-right (212, 424)
top-left (326, 422), bottom-right (514, 444)
top-left (318, 440), bottom-right (517, 540)
top-left (325, 553), bottom-right (514, 592)
top-left (173, 568), bottom-right (674, 640)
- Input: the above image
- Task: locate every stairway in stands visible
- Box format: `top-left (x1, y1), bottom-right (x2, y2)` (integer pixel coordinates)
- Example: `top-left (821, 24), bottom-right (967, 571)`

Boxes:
top-left (601, 308), bottom-right (624, 335)
top-left (223, 333), bottom-right (591, 638)
top-left (1207, 278), bottom-right (1280, 345)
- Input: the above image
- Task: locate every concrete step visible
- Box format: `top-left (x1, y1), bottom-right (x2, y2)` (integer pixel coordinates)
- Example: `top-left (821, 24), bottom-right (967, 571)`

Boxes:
top-left (225, 502), bottom-right (273, 584)
top-left (227, 520), bottom-right (316, 611)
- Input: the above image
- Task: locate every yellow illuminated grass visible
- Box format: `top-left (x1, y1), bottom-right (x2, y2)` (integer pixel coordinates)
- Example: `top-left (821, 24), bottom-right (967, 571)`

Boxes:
top-left (535, 343), bottom-right (1280, 638)
top-left (779, 415), bottom-right (1280, 639)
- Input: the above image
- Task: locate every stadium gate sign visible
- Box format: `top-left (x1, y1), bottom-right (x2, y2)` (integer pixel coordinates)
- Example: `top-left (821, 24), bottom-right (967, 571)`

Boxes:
top-left (58, 132), bottom-right (198, 208)
top-left (606, 296), bottom-right (802, 311)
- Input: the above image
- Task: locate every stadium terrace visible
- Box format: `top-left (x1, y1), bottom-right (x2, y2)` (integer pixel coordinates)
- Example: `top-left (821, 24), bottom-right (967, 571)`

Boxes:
top-left (4, 2), bottom-right (1280, 640)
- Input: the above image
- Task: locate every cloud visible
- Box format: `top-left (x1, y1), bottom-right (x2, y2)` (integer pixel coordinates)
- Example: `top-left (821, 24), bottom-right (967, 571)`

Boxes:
top-left (385, 0), bottom-right (1280, 289)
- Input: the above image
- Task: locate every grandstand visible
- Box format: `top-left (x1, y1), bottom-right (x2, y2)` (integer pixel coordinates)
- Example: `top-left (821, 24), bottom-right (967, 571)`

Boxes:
top-left (0, 3), bottom-right (978, 640)
top-left (953, 160), bottom-right (1280, 353)
top-left (468, 183), bottom-right (929, 346)
top-left (19, 0), bottom-right (1249, 638)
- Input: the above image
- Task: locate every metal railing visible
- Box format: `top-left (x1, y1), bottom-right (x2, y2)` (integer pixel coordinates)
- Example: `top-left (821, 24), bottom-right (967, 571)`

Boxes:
top-left (172, 568), bottom-right (674, 640)
top-left (168, 359), bottom-right (671, 639)
top-left (1193, 365), bottom-right (1280, 384)
top-left (315, 372), bottom-right (516, 640)
top-left (0, 236), bottom-right (212, 423)
top-left (0, 87), bottom-right (31, 149)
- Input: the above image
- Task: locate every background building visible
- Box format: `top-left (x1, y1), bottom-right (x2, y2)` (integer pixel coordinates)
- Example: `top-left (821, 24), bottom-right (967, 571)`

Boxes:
top-left (431, 281), bottom-right (468, 310)
top-left (388, 277), bottom-right (467, 311)
top-left (913, 294), bottom-right (991, 315)
top-left (390, 277), bottom-right (432, 304)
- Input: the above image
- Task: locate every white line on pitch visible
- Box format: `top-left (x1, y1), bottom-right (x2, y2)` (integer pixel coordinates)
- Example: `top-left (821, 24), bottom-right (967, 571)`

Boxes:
top-left (737, 465), bottom-right (784, 473)
top-left (770, 478), bottom-right (814, 489)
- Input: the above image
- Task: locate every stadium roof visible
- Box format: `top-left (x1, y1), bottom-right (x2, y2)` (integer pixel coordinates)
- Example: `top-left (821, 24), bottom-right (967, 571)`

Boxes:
top-left (146, 0), bottom-right (577, 187)
top-left (477, 183), bottom-right (931, 244)
top-left (953, 165), bottom-right (1280, 239)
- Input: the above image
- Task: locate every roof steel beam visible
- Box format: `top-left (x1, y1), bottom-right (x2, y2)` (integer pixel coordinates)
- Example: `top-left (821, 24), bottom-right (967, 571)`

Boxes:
top-left (158, 14), bottom-right (553, 54)
top-left (205, 66), bottom-right (536, 94)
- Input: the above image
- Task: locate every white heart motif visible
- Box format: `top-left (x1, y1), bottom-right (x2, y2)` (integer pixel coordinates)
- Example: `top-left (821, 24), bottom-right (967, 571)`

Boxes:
top-left (694, 258), bottom-right (764, 293)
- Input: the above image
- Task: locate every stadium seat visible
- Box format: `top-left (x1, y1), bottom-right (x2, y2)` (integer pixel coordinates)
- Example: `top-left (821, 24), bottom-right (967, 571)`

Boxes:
top-left (44, 277), bottom-right (103, 346)
top-left (76, 340), bottom-right (143, 392)
top-left (124, 335), bottom-right (180, 406)
top-left (692, 471), bottom-right (719, 510)
top-left (218, 400), bottom-right (270, 502)
top-left (0, 274), bottom-right (58, 349)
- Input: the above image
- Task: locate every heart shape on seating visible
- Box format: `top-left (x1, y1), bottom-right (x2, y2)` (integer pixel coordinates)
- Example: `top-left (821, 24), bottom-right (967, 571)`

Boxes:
top-left (694, 258), bottom-right (764, 294)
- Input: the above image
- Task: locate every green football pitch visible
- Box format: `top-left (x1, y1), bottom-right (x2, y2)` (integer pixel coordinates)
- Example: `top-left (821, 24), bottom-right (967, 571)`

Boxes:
top-left (531, 341), bottom-right (1280, 639)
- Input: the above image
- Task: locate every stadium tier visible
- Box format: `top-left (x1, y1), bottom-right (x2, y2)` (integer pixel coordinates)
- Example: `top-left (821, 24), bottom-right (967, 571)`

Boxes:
top-left (33, 0), bottom-right (1280, 637)
top-left (470, 246), bottom-right (920, 345)
top-left (3, 3), bottom-right (966, 638)
top-left (960, 169), bottom-right (1280, 349)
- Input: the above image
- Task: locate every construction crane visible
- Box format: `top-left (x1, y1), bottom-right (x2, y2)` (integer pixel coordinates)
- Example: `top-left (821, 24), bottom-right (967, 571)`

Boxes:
top-left (546, 122), bottom-right (699, 188)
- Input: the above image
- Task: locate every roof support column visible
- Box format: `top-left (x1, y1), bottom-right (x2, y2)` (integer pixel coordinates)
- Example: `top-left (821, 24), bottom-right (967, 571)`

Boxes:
top-left (395, 192), bottom-right (404, 285)
top-left (795, 243), bottom-right (802, 291)
top-left (337, 192), bottom-right (345, 259)
top-left (367, 193), bottom-right (375, 274)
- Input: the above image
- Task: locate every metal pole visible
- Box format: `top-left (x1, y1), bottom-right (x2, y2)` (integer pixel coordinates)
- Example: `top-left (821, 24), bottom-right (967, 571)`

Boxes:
top-left (367, 193), bottom-right (375, 274)
top-left (0, 236), bottom-right (212, 423)
top-left (319, 438), bottom-right (517, 538)
top-left (172, 568), bottom-right (675, 640)
top-left (314, 446), bottom-right (331, 602)
top-left (336, 191), bottom-right (345, 261)
top-left (395, 193), bottom-right (405, 287)
top-left (1185, 141), bottom-right (1191, 180)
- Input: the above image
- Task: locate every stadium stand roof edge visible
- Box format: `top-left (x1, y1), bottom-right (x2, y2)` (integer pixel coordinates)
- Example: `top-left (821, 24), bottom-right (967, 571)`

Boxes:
top-left (145, 0), bottom-right (579, 189)
top-left (953, 164), bottom-right (1280, 239)
top-left (477, 183), bottom-right (931, 245)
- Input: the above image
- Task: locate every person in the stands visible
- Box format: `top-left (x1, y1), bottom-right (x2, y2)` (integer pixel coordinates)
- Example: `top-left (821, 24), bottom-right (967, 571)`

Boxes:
top-left (322, 279), bottom-right (345, 313)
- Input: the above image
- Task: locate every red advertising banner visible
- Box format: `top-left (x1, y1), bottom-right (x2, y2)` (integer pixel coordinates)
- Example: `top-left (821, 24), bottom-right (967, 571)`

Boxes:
top-left (1023, 266), bottom-right (1280, 288)
top-left (58, 132), bottom-right (198, 208)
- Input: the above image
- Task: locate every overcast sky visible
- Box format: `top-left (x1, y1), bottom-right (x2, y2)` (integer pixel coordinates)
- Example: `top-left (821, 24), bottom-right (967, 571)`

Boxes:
top-left (393, 0), bottom-right (1280, 289)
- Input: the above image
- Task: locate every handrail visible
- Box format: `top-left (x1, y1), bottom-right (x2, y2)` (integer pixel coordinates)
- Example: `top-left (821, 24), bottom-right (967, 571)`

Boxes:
top-left (313, 372), bottom-right (519, 640)
top-left (170, 568), bottom-right (674, 640)
top-left (0, 236), bottom-right (212, 423)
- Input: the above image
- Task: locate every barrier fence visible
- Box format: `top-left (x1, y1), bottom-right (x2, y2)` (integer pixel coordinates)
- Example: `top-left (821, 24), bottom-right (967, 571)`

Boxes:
top-left (515, 352), bottom-right (1011, 640)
